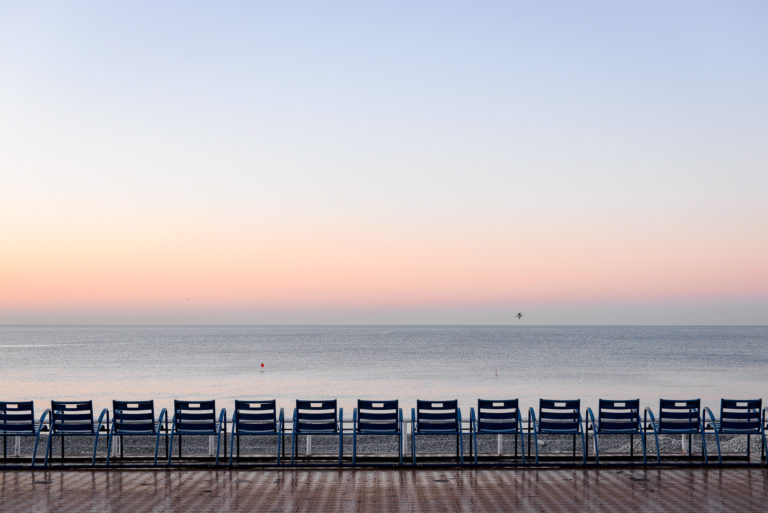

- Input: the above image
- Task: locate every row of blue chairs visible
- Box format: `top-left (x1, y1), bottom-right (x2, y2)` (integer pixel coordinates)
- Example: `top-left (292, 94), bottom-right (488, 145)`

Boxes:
top-left (1, 398), bottom-right (765, 466)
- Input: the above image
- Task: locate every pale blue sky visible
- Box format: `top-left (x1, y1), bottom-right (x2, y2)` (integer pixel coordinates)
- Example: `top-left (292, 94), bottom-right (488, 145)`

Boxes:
top-left (1, 1), bottom-right (767, 324)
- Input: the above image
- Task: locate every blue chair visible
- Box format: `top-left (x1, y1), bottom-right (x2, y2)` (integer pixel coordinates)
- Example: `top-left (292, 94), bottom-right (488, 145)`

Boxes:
top-left (352, 399), bottom-right (403, 465)
top-left (230, 400), bottom-right (284, 465)
top-left (529, 399), bottom-right (585, 464)
top-left (107, 400), bottom-right (167, 466)
top-left (168, 400), bottom-right (226, 465)
top-left (586, 399), bottom-right (646, 464)
top-left (1, 401), bottom-right (50, 467)
top-left (45, 400), bottom-right (109, 466)
top-left (704, 399), bottom-right (765, 464)
top-left (470, 399), bottom-right (525, 464)
top-left (645, 398), bottom-right (708, 464)
top-left (411, 399), bottom-right (463, 465)
top-left (291, 400), bottom-right (342, 465)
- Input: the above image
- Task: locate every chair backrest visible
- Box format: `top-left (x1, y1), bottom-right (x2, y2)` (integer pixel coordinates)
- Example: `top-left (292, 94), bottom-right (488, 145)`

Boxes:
top-left (719, 399), bottom-right (762, 433)
top-left (295, 400), bottom-right (338, 433)
top-left (477, 399), bottom-right (520, 433)
top-left (356, 400), bottom-right (399, 433)
top-left (0, 401), bottom-right (36, 434)
top-left (658, 399), bottom-right (701, 433)
top-left (416, 400), bottom-right (459, 432)
top-left (173, 400), bottom-right (216, 433)
top-left (538, 399), bottom-right (580, 433)
top-left (113, 400), bottom-right (156, 434)
top-left (51, 400), bottom-right (94, 434)
top-left (597, 399), bottom-right (640, 433)
top-left (234, 400), bottom-right (277, 433)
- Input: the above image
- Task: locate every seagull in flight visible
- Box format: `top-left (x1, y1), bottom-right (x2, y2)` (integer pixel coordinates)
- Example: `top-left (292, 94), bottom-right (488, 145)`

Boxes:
top-left (516, 312), bottom-right (523, 320)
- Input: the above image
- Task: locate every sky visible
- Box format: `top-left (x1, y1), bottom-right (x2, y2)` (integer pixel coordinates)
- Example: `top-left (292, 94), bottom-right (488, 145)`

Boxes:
top-left (1, 1), bottom-right (767, 325)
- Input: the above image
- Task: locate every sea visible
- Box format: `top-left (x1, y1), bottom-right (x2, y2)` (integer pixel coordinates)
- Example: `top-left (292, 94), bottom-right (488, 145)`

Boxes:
top-left (1, 325), bottom-right (766, 415)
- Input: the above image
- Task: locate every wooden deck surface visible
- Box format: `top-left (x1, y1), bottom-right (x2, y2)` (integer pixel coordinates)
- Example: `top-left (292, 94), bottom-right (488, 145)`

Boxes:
top-left (1, 468), bottom-right (766, 512)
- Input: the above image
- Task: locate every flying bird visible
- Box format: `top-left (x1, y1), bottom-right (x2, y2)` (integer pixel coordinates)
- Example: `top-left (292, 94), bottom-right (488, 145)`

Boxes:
top-left (516, 312), bottom-right (523, 320)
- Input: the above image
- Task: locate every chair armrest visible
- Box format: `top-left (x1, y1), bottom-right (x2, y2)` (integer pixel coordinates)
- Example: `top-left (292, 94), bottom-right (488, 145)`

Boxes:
top-left (528, 407), bottom-right (537, 433)
top-left (703, 406), bottom-right (717, 431)
top-left (95, 408), bottom-right (110, 432)
top-left (156, 408), bottom-right (167, 432)
top-left (399, 408), bottom-right (403, 433)
top-left (339, 408), bottom-right (344, 433)
top-left (644, 407), bottom-right (657, 432)
top-left (217, 408), bottom-right (227, 433)
top-left (469, 407), bottom-right (476, 433)
top-left (411, 408), bottom-right (416, 432)
top-left (35, 409), bottom-right (51, 435)
top-left (585, 407), bottom-right (596, 432)
top-left (577, 410), bottom-right (584, 433)
top-left (279, 408), bottom-right (285, 432)
top-left (456, 408), bottom-right (463, 434)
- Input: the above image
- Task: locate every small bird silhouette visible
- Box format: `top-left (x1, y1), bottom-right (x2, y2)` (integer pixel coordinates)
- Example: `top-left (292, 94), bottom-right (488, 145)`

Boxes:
top-left (516, 312), bottom-right (523, 320)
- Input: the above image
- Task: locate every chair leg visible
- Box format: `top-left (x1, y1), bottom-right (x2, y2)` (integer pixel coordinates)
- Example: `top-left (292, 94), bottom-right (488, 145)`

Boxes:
top-left (106, 432), bottom-right (113, 466)
top-left (167, 433), bottom-right (175, 465)
top-left (154, 432), bottom-right (161, 466)
top-left (352, 431), bottom-right (357, 466)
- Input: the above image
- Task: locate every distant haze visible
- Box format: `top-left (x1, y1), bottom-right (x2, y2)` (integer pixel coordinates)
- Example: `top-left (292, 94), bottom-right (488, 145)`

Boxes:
top-left (1, 2), bottom-right (767, 325)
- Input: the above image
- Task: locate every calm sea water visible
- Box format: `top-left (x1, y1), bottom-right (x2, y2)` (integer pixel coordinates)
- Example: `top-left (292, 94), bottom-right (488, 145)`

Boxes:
top-left (1, 325), bottom-right (766, 414)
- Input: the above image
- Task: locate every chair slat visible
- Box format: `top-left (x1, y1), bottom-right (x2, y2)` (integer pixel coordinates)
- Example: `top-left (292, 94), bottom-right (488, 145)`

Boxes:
top-left (478, 410), bottom-right (518, 420)
top-left (539, 411), bottom-right (579, 420)
top-left (720, 420), bottom-right (760, 432)
top-left (296, 400), bottom-right (336, 410)
top-left (297, 421), bottom-right (337, 432)
top-left (0, 424), bottom-right (36, 433)
top-left (237, 412), bottom-right (275, 422)
top-left (539, 420), bottom-right (579, 432)
top-left (358, 400), bottom-right (398, 410)
top-left (540, 399), bottom-right (579, 409)
top-left (358, 411), bottom-right (397, 421)
top-left (419, 411), bottom-right (458, 421)
top-left (478, 420), bottom-right (518, 432)
top-left (598, 421), bottom-right (639, 432)
top-left (54, 423), bottom-right (94, 433)
top-left (417, 400), bottom-right (458, 410)
top-left (721, 399), bottom-right (761, 410)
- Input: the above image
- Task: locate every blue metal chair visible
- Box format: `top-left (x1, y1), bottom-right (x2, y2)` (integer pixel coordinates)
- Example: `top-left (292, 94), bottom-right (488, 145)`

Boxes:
top-left (230, 400), bottom-right (284, 465)
top-left (529, 399), bottom-right (585, 464)
top-left (645, 398), bottom-right (708, 464)
top-left (586, 399), bottom-right (646, 464)
top-left (704, 399), bottom-right (765, 464)
top-left (353, 399), bottom-right (403, 465)
top-left (291, 400), bottom-right (342, 465)
top-left (411, 399), bottom-right (463, 465)
top-left (45, 400), bottom-right (109, 466)
top-left (1, 401), bottom-right (50, 467)
top-left (469, 399), bottom-right (525, 464)
top-left (107, 400), bottom-right (167, 466)
top-left (168, 400), bottom-right (226, 465)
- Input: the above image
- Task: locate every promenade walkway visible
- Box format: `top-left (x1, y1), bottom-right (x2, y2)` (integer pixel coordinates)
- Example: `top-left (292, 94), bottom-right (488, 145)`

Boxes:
top-left (1, 468), bottom-right (767, 512)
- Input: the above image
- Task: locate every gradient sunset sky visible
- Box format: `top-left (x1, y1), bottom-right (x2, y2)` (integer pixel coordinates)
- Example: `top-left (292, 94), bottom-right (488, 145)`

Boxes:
top-left (1, 1), bottom-right (767, 324)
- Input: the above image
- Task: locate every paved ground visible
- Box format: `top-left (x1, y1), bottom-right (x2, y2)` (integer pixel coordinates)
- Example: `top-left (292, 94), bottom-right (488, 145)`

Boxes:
top-left (1, 468), bottom-right (766, 512)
